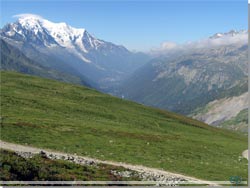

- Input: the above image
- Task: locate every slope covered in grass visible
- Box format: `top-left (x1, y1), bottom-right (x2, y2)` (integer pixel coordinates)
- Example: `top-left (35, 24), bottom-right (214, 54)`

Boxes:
top-left (0, 71), bottom-right (247, 181)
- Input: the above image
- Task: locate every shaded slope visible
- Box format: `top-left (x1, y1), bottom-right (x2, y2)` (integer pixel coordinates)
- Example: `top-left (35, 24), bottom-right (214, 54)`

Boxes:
top-left (0, 39), bottom-right (93, 87)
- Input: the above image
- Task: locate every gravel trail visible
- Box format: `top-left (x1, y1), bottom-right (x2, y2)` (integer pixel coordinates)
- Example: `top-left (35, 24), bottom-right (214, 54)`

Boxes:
top-left (0, 140), bottom-right (218, 186)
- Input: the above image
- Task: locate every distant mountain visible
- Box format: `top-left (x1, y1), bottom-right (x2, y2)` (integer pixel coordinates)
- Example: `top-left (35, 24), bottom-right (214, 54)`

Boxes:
top-left (119, 30), bottom-right (247, 116)
top-left (209, 30), bottom-right (246, 39)
top-left (0, 14), bottom-right (149, 89)
top-left (0, 38), bottom-right (93, 86)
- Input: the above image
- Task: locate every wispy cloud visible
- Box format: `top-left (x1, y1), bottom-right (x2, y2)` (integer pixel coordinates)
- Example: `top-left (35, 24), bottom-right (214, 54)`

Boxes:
top-left (13, 13), bottom-right (43, 20)
top-left (153, 30), bottom-right (247, 54)
top-left (161, 41), bottom-right (178, 50)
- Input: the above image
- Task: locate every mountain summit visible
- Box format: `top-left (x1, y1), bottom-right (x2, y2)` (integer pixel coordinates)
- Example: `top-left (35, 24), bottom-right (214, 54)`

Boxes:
top-left (2, 14), bottom-right (128, 63)
top-left (209, 30), bottom-right (247, 39)
top-left (1, 14), bottom-right (149, 89)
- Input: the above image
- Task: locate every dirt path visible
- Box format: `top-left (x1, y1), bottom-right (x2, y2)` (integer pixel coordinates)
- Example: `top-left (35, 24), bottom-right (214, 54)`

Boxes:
top-left (242, 150), bottom-right (248, 160)
top-left (0, 140), bottom-right (218, 185)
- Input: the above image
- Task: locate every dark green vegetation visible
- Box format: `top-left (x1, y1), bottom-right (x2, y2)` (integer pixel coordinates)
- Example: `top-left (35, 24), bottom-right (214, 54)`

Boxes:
top-left (0, 39), bottom-right (92, 87)
top-left (0, 149), bottom-right (140, 181)
top-left (0, 71), bottom-right (247, 181)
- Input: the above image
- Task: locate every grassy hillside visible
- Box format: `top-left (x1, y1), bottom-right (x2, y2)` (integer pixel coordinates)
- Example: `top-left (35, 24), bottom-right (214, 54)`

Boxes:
top-left (0, 149), bottom-right (140, 181)
top-left (0, 71), bottom-right (247, 181)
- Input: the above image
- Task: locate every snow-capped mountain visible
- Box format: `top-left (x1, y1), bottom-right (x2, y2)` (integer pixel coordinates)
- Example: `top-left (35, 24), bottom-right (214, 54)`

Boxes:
top-left (209, 30), bottom-right (247, 39)
top-left (2, 14), bottom-right (127, 60)
top-left (0, 14), bottom-right (149, 89)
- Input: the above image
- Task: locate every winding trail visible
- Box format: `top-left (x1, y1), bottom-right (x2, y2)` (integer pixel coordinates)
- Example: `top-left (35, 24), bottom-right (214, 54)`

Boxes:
top-left (0, 140), bottom-right (218, 186)
top-left (242, 150), bottom-right (248, 160)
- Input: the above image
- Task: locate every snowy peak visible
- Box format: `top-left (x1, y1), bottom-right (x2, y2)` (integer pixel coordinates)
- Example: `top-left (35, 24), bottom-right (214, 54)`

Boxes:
top-left (2, 14), bottom-right (110, 54)
top-left (209, 30), bottom-right (247, 39)
top-left (0, 13), bottom-right (136, 71)
top-left (16, 14), bottom-right (86, 36)
top-left (204, 30), bottom-right (247, 48)
top-left (210, 33), bottom-right (223, 39)
top-left (0, 14), bottom-right (149, 86)
top-left (16, 14), bottom-right (90, 50)
top-left (17, 15), bottom-right (42, 30)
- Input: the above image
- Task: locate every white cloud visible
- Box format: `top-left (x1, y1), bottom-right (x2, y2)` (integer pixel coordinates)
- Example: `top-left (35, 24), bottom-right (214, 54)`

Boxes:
top-left (13, 13), bottom-right (43, 20)
top-left (161, 41), bottom-right (178, 50)
top-left (186, 31), bottom-right (247, 49)
top-left (153, 30), bottom-right (247, 54)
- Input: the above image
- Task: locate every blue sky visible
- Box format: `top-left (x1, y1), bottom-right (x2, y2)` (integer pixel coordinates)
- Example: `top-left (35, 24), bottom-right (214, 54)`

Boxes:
top-left (0, 0), bottom-right (247, 51)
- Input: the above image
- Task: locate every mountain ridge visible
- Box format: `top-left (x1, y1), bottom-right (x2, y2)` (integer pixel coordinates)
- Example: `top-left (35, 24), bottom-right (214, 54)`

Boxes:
top-left (119, 32), bottom-right (247, 115)
top-left (1, 14), bottom-right (150, 89)
top-left (0, 38), bottom-right (95, 87)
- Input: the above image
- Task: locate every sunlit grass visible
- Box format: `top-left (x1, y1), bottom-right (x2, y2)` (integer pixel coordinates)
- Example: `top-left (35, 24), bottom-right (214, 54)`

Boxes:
top-left (0, 71), bottom-right (247, 181)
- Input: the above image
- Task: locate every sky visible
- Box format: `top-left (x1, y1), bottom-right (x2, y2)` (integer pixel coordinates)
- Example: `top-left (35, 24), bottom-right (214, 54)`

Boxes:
top-left (0, 0), bottom-right (247, 51)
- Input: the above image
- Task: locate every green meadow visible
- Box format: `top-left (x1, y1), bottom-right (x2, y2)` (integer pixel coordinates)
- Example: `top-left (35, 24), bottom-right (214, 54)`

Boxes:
top-left (0, 71), bottom-right (247, 181)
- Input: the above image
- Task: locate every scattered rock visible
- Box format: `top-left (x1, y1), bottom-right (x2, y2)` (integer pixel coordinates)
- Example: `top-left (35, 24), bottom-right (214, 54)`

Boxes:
top-left (40, 150), bottom-right (47, 158)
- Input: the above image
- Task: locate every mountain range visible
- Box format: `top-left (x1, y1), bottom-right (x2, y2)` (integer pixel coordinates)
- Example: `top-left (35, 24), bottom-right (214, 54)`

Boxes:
top-left (0, 14), bottom-right (149, 90)
top-left (120, 37), bottom-right (247, 112)
top-left (0, 14), bottom-right (247, 132)
top-left (118, 30), bottom-right (248, 132)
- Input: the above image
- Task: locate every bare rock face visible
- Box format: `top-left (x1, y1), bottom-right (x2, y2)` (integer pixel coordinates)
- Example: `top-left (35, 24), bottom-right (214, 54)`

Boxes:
top-left (192, 92), bottom-right (248, 132)
top-left (193, 92), bottom-right (248, 125)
